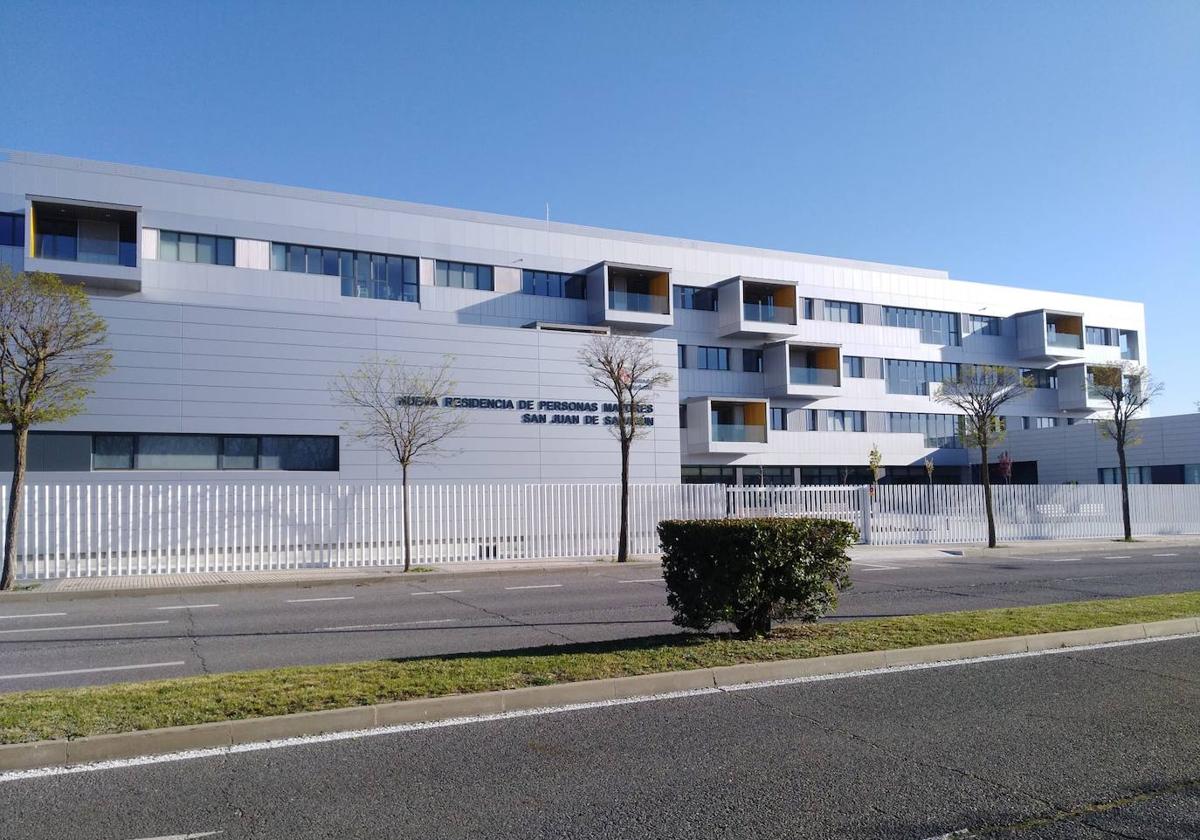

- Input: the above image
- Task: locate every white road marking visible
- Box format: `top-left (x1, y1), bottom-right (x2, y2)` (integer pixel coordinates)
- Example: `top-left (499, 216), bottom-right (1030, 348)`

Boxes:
top-left (856, 564), bottom-right (901, 572)
top-left (504, 584), bottom-right (563, 590)
top-left (6, 629), bottom-right (1196, 784)
top-left (1154, 553), bottom-right (1179, 557)
top-left (411, 590), bottom-right (463, 596)
top-left (919, 830), bottom-right (973, 840)
top-left (286, 596), bottom-right (355, 603)
top-left (618, 578), bottom-right (664, 584)
top-left (0, 661), bottom-right (187, 681)
top-left (0, 612), bottom-right (67, 620)
top-left (1105, 555), bottom-right (1132, 560)
top-left (127, 832), bottom-right (222, 840)
top-left (315, 618), bottom-right (456, 631)
top-left (1046, 557), bottom-right (1081, 562)
top-left (154, 604), bottom-right (220, 611)
top-left (0, 620), bottom-right (168, 635)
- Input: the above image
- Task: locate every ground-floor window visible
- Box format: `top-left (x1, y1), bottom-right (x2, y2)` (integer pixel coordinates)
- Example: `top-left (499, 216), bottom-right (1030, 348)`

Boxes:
top-left (681, 465), bottom-right (736, 484)
top-left (90, 433), bottom-right (339, 472)
top-left (740, 466), bottom-right (796, 486)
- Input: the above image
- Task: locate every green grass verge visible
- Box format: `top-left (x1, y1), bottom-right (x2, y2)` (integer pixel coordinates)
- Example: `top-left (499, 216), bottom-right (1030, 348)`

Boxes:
top-left (3, 591), bottom-right (1199, 745)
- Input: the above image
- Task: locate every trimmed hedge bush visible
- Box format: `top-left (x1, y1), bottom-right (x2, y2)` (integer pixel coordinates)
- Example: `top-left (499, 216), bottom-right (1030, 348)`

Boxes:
top-left (659, 517), bottom-right (858, 637)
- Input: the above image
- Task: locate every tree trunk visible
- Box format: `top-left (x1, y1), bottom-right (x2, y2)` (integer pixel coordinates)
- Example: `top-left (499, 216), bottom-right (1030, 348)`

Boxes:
top-left (401, 463), bottom-right (412, 572)
top-left (1117, 435), bottom-right (1132, 541)
top-left (2, 425), bottom-right (29, 591)
top-left (980, 441), bottom-right (997, 548)
top-left (617, 437), bottom-right (630, 563)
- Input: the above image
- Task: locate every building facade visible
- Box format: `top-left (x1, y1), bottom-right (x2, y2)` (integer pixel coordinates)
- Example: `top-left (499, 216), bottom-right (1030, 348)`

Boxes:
top-left (0, 151), bottom-right (1147, 486)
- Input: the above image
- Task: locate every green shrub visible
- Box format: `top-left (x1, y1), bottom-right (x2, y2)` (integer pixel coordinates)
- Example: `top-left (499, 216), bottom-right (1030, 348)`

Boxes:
top-left (659, 517), bottom-right (857, 637)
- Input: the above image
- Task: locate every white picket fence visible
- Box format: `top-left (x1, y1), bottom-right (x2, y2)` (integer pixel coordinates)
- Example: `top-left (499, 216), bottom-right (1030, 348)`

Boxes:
top-left (1, 480), bottom-right (1198, 580)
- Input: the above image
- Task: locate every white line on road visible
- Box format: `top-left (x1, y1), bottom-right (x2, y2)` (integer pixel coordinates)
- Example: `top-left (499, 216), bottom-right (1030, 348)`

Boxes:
top-left (0, 620), bottom-right (169, 635)
top-left (127, 832), bottom-right (222, 840)
top-left (617, 578), bottom-right (664, 584)
top-left (504, 584), bottom-right (563, 591)
top-left (0, 612), bottom-right (67, 620)
top-left (6, 629), bottom-right (1196, 783)
top-left (1154, 553), bottom-right (1179, 557)
top-left (1046, 558), bottom-right (1081, 562)
top-left (411, 590), bottom-right (463, 596)
top-left (315, 619), bottom-right (456, 631)
top-left (154, 604), bottom-right (220, 611)
top-left (286, 596), bottom-right (355, 603)
top-left (856, 565), bottom-right (901, 572)
top-left (0, 661), bottom-right (187, 681)
top-left (1105, 555), bottom-right (1132, 560)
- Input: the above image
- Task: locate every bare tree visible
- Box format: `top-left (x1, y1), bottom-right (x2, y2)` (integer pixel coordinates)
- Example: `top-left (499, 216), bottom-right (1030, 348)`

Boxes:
top-left (579, 334), bottom-right (672, 563)
top-left (1092, 363), bottom-right (1163, 541)
top-left (867, 443), bottom-right (882, 496)
top-left (0, 269), bottom-right (111, 590)
top-left (332, 356), bottom-right (465, 571)
top-left (935, 364), bottom-right (1028, 548)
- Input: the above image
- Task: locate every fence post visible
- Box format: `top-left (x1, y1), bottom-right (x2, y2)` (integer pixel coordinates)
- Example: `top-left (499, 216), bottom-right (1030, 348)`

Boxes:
top-left (858, 485), bottom-right (872, 544)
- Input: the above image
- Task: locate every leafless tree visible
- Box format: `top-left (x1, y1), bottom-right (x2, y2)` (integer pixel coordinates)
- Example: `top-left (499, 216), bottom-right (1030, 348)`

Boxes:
top-left (0, 269), bottom-right (111, 590)
top-left (935, 364), bottom-right (1028, 548)
top-left (332, 356), bottom-right (465, 571)
top-left (1092, 363), bottom-right (1163, 541)
top-left (579, 334), bottom-right (673, 563)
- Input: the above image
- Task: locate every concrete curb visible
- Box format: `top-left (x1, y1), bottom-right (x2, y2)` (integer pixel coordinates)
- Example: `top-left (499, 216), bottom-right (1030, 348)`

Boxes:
top-left (2, 616), bottom-right (1197, 772)
top-left (0, 560), bottom-right (663, 604)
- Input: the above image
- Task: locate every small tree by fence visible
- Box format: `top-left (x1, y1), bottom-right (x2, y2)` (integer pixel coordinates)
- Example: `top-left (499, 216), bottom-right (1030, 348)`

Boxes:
top-left (1091, 363), bottom-right (1163, 541)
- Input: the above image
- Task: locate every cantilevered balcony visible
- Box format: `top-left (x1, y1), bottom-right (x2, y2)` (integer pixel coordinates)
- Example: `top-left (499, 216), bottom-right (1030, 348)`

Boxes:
top-left (763, 340), bottom-right (842, 398)
top-left (1057, 362), bottom-right (1124, 411)
top-left (24, 197), bottom-right (142, 291)
top-left (1016, 309), bottom-right (1086, 362)
top-left (684, 397), bottom-right (769, 454)
top-left (585, 262), bottom-right (672, 330)
top-left (716, 276), bottom-right (799, 338)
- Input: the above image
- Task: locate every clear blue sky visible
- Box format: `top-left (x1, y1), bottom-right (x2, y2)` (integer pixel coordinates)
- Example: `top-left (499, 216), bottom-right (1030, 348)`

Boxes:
top-left (3, 1), bottom-right (1196, 413)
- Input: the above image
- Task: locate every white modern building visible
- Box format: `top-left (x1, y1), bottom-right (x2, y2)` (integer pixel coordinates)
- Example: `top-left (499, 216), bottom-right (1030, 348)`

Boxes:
top-left (0, 151), bottom-right (1147, 486)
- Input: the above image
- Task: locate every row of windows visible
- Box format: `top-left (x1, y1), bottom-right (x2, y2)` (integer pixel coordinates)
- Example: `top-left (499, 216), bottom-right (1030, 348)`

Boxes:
top-left (695, 346), bottom-right (730, 371)
top-left (885, 359), bottom-right (960, 395)
top-left (1086, 326), bottom-right (1118, 346)
top-left (827, 410), bottom-right (865, 432)
top-left (93, 433), bottom-right (339, 472)
top-left (435, 260), bottom-right (494, 291)
top-left (969, 314), bottom-right (1001, 336)
top-left (887, 412), bottom-right (962, 448)
top-left (1021, 368), bottom-right (1058, 389)
top-left (883, 306), bottom-right (962, 346)
top-left (159, 230), bottom-right (235, 266)
top-left (1099, 465), bottom-right (1200, 485)
top-left (0, 212), bottom-right (24, 248)
top-left (682, 465), bottom-right (888, 486)
top-left (675, 285), bottom-right (718, 311)
top-left (270, 242), bottom-right (420, 303)
top-left (522, 269), bottom-right (585, 299)
top-left (824, 300), bottom-right (862, 323)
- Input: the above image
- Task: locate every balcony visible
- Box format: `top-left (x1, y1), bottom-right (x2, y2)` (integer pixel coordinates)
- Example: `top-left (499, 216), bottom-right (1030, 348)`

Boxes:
top-left (1016, 309), bottom-right (1086, 362)
top-left (716, 276), bottom-right (799, 337)
top-left (1047, 330), bottom-right (1083, 350)
top-left (763, 340), bottom-right (842, 398)
top-left (1056, 363), bottom-right (1120, 411)
top-left (586, 262), bottom-right (673, 329)
top-left (684, 397), bottom-right (769, 454)
top-left (24, 198), bottom-right (141, 291)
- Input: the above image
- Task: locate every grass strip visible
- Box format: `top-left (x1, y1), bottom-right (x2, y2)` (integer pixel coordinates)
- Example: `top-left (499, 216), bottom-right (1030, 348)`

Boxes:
top-left (2, 590), bottom-right (1199, 745)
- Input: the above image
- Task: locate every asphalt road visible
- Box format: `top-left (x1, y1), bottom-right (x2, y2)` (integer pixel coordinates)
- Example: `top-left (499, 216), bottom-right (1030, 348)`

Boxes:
top-left (0, 541), bottom-right (1198, 691)
top-left (2, 634), bottom-right (1198, 838)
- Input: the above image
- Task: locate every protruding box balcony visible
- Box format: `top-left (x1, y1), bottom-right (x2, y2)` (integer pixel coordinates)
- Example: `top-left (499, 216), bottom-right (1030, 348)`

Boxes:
top-left (716, 276), bottom-right (798, 337)
top-left (24, 197), bottom-right (141, 291)
top-left (1057, 362), bottom-right (1122, 411)
top-left (585, 262), bottom-right (672, 330)
top-left (763, 340), bottom-right (842, 398)
top-left (684, 397), bottom-right (769, 455)
top-left (1016, 309), bottom-right (1085, 362)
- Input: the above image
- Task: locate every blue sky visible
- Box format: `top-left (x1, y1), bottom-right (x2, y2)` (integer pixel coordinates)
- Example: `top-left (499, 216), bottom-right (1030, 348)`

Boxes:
top-left (2, 1), bottom-right (1196, 413)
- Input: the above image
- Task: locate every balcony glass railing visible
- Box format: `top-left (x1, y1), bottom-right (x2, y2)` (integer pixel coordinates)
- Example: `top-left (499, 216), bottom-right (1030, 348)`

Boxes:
top-left (609, 290), bottom-right (669, 314)
top-left (743, 302), bottom-right (795, 324)
top-left (789, 367), bottom-right (839, 387)
top-left (1046, 331), bottom-right (1083, 350)
top-left (711, 423), bottom-right (768, 443)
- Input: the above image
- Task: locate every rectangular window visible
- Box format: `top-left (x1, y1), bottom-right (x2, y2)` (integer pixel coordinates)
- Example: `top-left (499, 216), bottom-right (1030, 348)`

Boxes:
top-left (90, 434), bottom-right (336, 471)
top-left (887, 412), bottom-right (962, 448)
top-left (135, 434), bottom-right (219, 470)
top-left (1020, 368), bottom-right (1058, 389)
top-left (802, 409), bottom-right (817, 431)
top-left (1033, 416), bottom-right (1058, 429)
top-left (770, 407), bottom-right (787, 431)
top-left (0, 213), bottom-right (24, 248)
top-left (178, 233), bottom-right (197, 263)
top-left (743, 349), bottom-right (763, 373)
top-left (681, 465), bottom-right (737, 485)
top-left (696, 346), bottom-right (730, 371)
top-left (802, 298), bottom-right (814, 320)
top-left (824, 300), bottom-right (862, 323)
top-left (678, 344), bottom-right (687, 368)
top-left (679, 404), bottom-right (688, 429)
top-left (798, 465), bottom-right (872, 485)
top-left (522, 269), bottom-right (585, 299)
top-left (92, 434), bottom-right (135, 470)
top-left (259, 435), bottom-right (338, 471)
top-left (674, 285), bottom-right (718, 311)
top-left (1086, 326), bottom-right (1118, 346)
top-left (435, 260), bottom-right (494, 291)
top-left (1099, 466), bottom-right (1151, 485)
top-left (842, 355), bottom-right (864, 378)
top-left (885, 359), bottom-right (961, 395)
top-left (827, 410), bottom-right (865, 432)
top-left (883, 306), bottom-right (961, 346)
top-left (970, 315), bottom-right (1001, 336)
top-left (273, 242), bottom-right (417, 302)
top-left (221, 436), bottom-right (259, 470)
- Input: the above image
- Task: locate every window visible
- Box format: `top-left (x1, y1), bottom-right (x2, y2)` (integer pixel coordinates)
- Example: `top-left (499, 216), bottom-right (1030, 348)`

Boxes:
top-left (158, 230), bottom-right (235, 266)
top-left (221, 436), bottom-right (259, 470)
top-left (523, 270), bottom-right (585, 299)
top-left (887, 412), bottom-right (962, 448)
top-left (883, 306), bottom-right (961, 345)
top-left (1033, 416), bottom-right (1058, 429)
top-left (260, 435), bottom-right (338, 471)
top-left (1020, 368), bottom-right (1058, 389)
top-left (770, 407), bottom-right (788, 431)
top-left (679, 405), bottom-right (688, 429)
top-left (802, 409), bottom-right (818, 431)
top-left (681, 465), bottom-right (736, 484)
top-left (1119, 330), bottom-right (1138, 360)
top-left (970, 315), bottom-right (1000, 336)
top-left (824, 300), bottom-right (862, 323)
top-left (32, 201), bottom-right (137, 267)
top-left (827, 410), bottom-right (865, 432)
top-left (92, 434), bottom-right (134, 470)
top-left (674, 285), bottom-right (717, 311)
top-left (1186, 465), bottom-right (1200, 485)
top-left (90, 434), bottom-right (337, 471)
top-left (798, 465), bottom-right (872, 485)
top-left (885, 359), bottom-right (960, 395)
top-left (0, 212), bottom-right (24, 248)
top-left (742, 349), bottom-right (763, 373)
top-left (435, 260), bottom-right (494, 291)
top-left (272, 243), bottom-right (419, 302)
top-left (1099, 466), bottom-right (1152, 485)
top-left (136, 435), bottom-right (220, 470)
top-left (696, 346), bottom-right (730, 371)
top-left (842, 356), bottom-right (864, 378)
top-left (1086, 326), bottom-right (1118, 346)
top-left (802, 298), bottom-right (815, 320)
top-left (741, 466), bottom-right (795, 486)
top-left (678, 344), bottom-right (688, 368)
